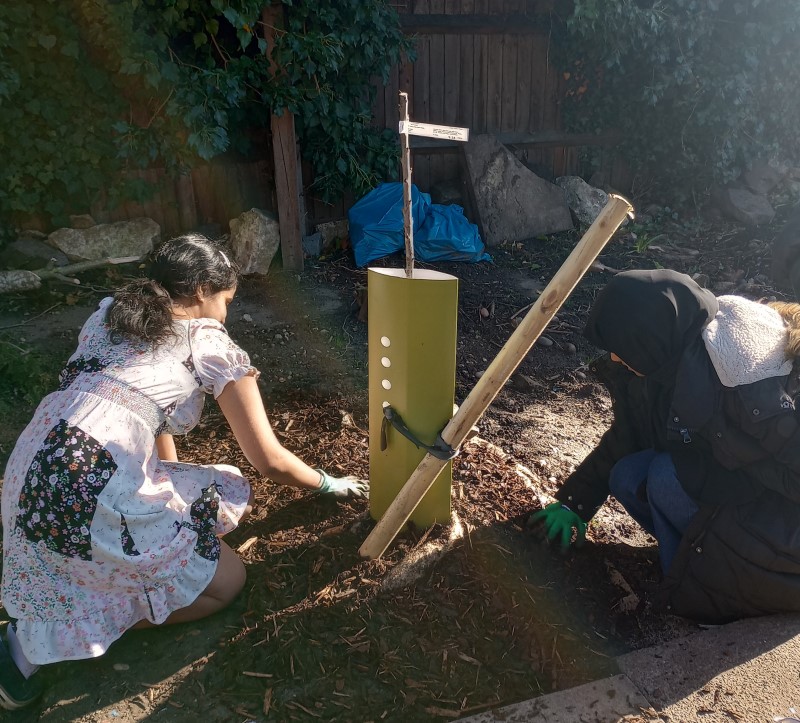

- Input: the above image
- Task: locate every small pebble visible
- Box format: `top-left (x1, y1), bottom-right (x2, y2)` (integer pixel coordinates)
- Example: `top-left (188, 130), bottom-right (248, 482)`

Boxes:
top-left (537, 336), bottom-right (554, 347)
top-left (242, 313), bottom-right (253, 323)
top-left (479, 307), bottom-right (490, 318)
top-left (564, 342), bottom-right (577, 354)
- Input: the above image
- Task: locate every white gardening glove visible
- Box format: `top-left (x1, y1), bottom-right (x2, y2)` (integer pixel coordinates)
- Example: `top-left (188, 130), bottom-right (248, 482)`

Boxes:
top-left (315, 469), bottom-right (369, 499)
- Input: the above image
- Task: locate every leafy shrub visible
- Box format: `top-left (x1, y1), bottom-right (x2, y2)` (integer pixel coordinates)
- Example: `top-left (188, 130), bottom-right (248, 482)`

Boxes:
top-left (0, 1), bottom-right (413, 231)
top-left (559, 0), bottom-right (800, 199)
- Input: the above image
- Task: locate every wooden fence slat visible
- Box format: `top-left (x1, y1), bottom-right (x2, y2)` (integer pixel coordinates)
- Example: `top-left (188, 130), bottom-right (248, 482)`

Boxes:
top-left (412, 33), bottom-right (432, 190)
top-left (500, 34), bottom-right (517, 131)
top-left (126, 170), bottom-right (148, 221)
top-left (486, 34), bottom-right (503, 132)
top-left (192, 165), bottom-right (214, 227)
top-left (472, 10), bottom-right (488, 132)
top-left (515, 33), bottom-right (533, 131)
top-left (175, 172), bottom-right (198, 231)
top-left (156, 168), bottom-right (181, 236)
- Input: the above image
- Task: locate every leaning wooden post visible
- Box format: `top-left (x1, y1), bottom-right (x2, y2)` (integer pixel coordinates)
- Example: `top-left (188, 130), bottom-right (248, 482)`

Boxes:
top-left (262, 3), bottom-right (305, 272)
top-left (399, 92), bottom-right (414, 278)
top-left (359, 194), bottom-right (634, 559)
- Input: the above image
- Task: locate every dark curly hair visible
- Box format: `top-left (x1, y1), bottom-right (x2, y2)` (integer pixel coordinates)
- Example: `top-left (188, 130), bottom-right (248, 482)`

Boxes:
top-left (107, 234), bottom-right (240, 345)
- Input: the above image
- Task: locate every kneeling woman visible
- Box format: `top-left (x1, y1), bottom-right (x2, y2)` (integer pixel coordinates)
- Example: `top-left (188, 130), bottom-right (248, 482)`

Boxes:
top-left (533, 269), bottom-right (800, 623)
top-left (0, 235), bottom-right (366, 709)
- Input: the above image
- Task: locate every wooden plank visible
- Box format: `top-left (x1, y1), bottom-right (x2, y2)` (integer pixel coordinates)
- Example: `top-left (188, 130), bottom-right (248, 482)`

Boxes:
top-left (244, 161), bottom-right (267, 212)
top-left (427, 1), bottom-right (446, 188)
top-left (139, 169), bottom-right (162, 227)
top-left (411, 31), bottom-right (431, 190)
top-left (485, 32), bottom-right (503, 132)
top-left (436, 19), bottom-right (461, 192)
top-left (374, 74), bottom-right (386, 130)
top-left (263, 3), bottom-right (303, 271)
top-left (541, 33), bottom-right (560, 130)
top-left (208, 165), bottom-right (227, 230)
top-left (515, 32), bottom-right (533, 132)
top-left (234, 163), bottom-right (250, 217)
top-left (472, 1), bottom-right (488, 133)
top-left (500, 33), bottom-right (517, 131)
top-left (156, 168), bottom-right (181, 236)
top-left (528, 32), bottom-right (546, 130)
top-left (457, 0), bottom-right (475, 130)
top-left (123, 170), bottom-right (147, 221)
top-left (400, 13), bottom-right (548, 33)
top-left (384, 66), bottom-right (400, 131)
top-left (175, 172), bottom-right (198, 231)
top-left (191, 164), bottom-right (214, 226)
top-left (443, 33), bottom-right (460, 126)
top-left (398, 55), bottom-right (413, 97)
top-left (270, 112), bottom-right (304, 269)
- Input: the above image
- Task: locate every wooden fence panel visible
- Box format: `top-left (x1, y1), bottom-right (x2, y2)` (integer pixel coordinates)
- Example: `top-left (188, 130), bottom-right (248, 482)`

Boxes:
top-left (84, 1), bottom-right (626, 240)
top-left (87, 158), bottom-right (277, 241)
top-left (366, 0), bottom-right (623, 207)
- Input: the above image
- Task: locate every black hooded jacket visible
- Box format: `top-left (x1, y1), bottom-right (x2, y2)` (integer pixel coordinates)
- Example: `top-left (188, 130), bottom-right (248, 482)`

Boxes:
top-left (555, 270), bottom-right (800, 623)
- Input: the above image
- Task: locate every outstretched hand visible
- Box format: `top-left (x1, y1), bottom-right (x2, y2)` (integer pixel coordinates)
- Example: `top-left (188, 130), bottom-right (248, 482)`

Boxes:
top-left (528, 502), bottom-right (587, 550)
top-left (315, 469), bottom-right (369, 499)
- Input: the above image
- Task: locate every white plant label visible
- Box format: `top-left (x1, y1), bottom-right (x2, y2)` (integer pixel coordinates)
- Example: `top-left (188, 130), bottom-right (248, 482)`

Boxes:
top-left (399, 121), bottom-right (469, 142)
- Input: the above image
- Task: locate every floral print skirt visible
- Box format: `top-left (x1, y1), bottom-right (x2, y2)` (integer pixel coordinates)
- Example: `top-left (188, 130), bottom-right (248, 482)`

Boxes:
top-left (1, 391), bottom-right (251, 665)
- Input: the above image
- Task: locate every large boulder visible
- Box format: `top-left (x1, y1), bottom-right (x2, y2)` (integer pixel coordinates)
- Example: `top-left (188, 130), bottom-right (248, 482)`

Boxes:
top-left (463, 134), bottom-right (573, 245)
top-left (48, 218), bottom-right (160, 262)
top-left (556, 176), bottom-right (609, 227)
top-left (228, 208), bottom-right (280, 275)
top-left (713, 187), bottom-right (775, 227)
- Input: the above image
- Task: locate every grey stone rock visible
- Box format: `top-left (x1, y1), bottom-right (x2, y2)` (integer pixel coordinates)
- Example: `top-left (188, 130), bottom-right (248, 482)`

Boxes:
top-left (47, 217), bottom-right (160, 262)
top-left (316, 219), bottom-right (349, 248)
top-left (714, 187), bottom-right (775, 227)
top-left (0, 238), bottom-right (69, 270)
top-left (302, 232), bottom-right (323, 258)
top-left (555, 175), bottom-right (609, 227)
top-left (463, 134), bottom-right (573, 246)
top-left (228, 208), bottom-right (280, 275)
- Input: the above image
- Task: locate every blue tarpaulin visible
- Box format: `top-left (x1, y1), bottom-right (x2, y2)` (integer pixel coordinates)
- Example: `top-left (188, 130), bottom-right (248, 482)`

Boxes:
top-left (348, 183), bottom-right (491, 268)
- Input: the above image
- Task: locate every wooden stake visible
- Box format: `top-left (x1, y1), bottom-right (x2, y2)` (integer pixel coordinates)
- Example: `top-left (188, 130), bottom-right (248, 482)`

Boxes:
top-left (263, 4), bottom-right (304, 272)
top-left (359, 194), bottom-right (634, 559)
top-left (399, 92), bottom-right (414, 278)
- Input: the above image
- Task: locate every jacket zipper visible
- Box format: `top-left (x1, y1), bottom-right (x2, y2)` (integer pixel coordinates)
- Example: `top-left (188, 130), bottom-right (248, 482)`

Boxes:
top-left (667, 421), bottom-right (695, 444)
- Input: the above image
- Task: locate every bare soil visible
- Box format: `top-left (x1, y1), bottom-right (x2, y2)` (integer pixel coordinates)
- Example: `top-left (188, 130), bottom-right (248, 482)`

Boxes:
top-left (0, 206), bottom-right (790, 723)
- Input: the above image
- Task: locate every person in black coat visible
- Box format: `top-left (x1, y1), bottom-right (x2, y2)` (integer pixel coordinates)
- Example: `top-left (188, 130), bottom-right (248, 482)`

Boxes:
top-left (531, 269), bottom-right (800, 623)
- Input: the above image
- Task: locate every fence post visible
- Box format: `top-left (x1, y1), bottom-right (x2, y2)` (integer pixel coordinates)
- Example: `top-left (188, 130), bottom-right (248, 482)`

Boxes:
top-left (262, 3), bottom-right (304, 272)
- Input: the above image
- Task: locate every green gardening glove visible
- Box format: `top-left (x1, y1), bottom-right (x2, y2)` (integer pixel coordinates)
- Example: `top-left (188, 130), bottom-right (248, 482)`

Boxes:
top-left (315, 469), bottom-right (369, 499)
top-left (528, 502), bottom-right (587, 550)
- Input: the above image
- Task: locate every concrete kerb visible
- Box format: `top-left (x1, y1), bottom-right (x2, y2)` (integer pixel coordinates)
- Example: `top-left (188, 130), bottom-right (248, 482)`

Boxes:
top-left (458, 614), bottom-right (800, 723)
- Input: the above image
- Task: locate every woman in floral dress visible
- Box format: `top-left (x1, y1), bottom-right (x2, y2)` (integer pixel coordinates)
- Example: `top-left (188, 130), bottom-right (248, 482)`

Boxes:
top-left (0, 234), bottom-right (367, 710)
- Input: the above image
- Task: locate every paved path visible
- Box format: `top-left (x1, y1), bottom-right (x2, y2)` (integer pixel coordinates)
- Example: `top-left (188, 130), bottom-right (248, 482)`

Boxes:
top-left (459, 614), bottom-right (800, 723)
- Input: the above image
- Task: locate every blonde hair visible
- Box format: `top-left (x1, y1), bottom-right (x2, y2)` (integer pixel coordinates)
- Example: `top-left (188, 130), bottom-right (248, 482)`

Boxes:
top-left (768, 301), bottom-right (800, 361)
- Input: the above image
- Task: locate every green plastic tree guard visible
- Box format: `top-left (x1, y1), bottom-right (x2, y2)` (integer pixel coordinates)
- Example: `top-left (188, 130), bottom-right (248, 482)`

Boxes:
top-left (368, 267), bottom-right (459, 528)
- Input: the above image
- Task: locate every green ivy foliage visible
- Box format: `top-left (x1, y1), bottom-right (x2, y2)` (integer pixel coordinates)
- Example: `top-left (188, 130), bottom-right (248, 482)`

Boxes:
top-left (0, 1), bottom-right (413, 230)
top-left (559, 0), bottom-right (800, 198)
